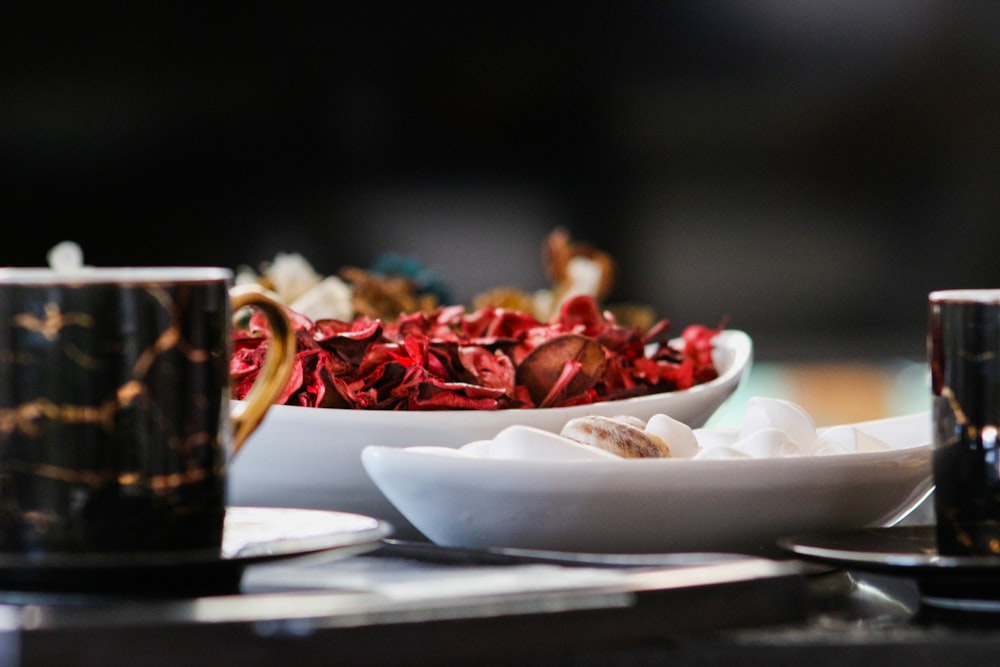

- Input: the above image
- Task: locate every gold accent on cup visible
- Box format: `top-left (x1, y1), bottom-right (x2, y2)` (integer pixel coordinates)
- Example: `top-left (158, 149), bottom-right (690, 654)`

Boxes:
top-left (228, 283), bottom-right (296, 456)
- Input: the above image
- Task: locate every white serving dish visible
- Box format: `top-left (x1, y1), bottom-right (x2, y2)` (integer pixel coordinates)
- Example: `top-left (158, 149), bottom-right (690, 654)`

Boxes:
top-left (361, 411), bottom-right (934, 554)
top-left (227, 329), bottom-right (752, 539)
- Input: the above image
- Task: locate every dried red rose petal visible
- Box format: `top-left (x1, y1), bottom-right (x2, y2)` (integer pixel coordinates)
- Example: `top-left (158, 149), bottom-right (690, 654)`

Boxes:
top-left (515, 334), bottom-right (606, 407)
top-left (230, 293), bottom-right (724, 411)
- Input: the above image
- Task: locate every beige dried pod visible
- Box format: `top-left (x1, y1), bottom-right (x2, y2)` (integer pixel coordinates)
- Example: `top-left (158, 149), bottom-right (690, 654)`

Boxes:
top-left (560, 415), bottom-right (671, 458)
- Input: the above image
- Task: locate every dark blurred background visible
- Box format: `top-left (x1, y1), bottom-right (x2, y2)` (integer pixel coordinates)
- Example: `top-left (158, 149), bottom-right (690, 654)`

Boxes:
top-left (3, 2), bottom-right (999, 363)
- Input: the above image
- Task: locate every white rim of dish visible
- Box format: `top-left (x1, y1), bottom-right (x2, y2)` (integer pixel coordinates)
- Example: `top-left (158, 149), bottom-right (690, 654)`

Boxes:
top-left (929, 288), bottom-right (1000, 304)
top-left (0, 267), bottom-right (233, 285)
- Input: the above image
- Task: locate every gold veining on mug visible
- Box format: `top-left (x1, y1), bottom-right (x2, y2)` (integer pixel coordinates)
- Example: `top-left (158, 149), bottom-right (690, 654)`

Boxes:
top-left (6, 460), bottom-right (113, 487)
top-left (116, 380), bottom-right (145, 406)
top-left (1, 286), bottom-right (219, 438)
top-left (941, 386), bottom-right (968, 427)
top-left (12, 289), bottom-right (212, 380)
top-left (0, 398), bottom-right (119, 437)
top-left (118, 466), bottom-right (211, 494)
top-left (5, 460), bottom-right (213, 493)
top-left (12, 302), bottom-right (94, 342)
top-left (21, 510), bottom-right (61, 533)
top-left (962, 348), bottom-right (998, 363)
top-left (133, 285), bottom-right (211, 376)
top-left (180, 430), bottom-right (212, 453)
top-left (131, 327), bottom-right (211, 378)
top-left (132, 326), bottom-right (180, 377)
top-left (939, 386), bottom-right (997, 449)
top-left (62, 342), bottom-right (105, 370)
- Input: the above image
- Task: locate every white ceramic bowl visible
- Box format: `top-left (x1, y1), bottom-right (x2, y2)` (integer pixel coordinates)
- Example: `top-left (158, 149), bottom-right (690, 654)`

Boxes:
top-left (227, 329), bottom-right (752, 539)
top-left (361, 411), bottom-right (933, 554)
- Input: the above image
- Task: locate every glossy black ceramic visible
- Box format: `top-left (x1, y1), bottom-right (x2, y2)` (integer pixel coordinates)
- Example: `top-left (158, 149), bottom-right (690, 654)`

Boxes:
top-left (0, 269), bottom-right (233, 554)
top-left (929, 289), bottom-right (1000, 558)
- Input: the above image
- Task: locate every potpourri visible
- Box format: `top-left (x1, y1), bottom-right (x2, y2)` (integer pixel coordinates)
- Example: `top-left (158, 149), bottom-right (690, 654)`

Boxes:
top-left (231, 294), bottom-right (723, 411)
top-left (230, 228), bottom-right (728, 411)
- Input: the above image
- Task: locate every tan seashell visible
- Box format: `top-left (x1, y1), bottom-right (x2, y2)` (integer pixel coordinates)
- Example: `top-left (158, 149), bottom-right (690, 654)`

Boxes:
top-left (560, 416), bottom-right (671, 459)
top-left (608, 415), bottom-right (647, 429)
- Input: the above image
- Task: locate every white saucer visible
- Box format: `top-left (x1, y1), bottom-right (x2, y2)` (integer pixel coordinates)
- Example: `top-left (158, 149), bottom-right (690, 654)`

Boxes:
top-left (779, 525), bottom-right (1000, 612)
top-left (0, 507), bottom-right (391, 596)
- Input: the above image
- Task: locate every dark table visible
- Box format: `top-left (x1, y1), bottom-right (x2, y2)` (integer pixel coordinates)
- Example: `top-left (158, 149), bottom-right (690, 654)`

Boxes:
top-left (3, 534), bottom-right (1000, 667)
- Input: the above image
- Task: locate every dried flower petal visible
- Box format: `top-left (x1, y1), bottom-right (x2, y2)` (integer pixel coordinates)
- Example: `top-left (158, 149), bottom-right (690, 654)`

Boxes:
top-left (515, 334), bottom-right (606, 407)
top-left (230, 294), bottom-right (723, 411)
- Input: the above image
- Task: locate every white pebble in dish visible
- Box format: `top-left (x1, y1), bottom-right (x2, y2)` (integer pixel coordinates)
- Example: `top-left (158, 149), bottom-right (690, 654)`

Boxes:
top-left (487, 425), bottom-right (621, 461)
top-left (402, 396), bottom-right (891, 462)
top-left (643, 414), bottom-right (700, 458)
top-left (739, 396), bottom-right (817, 449)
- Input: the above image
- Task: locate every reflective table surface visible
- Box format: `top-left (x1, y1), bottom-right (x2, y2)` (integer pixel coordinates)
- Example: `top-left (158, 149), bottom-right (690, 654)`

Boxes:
top-left (4, 511), bottom-right (1000, 667)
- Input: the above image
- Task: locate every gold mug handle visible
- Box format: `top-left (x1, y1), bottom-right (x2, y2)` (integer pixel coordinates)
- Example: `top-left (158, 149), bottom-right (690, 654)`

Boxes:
top-left (228, 283), bottom-right (297, 456)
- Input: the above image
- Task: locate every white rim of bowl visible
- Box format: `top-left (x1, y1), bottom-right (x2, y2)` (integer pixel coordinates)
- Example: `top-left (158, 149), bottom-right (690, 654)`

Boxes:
top-left (0, 267), bottom-right (234, 285)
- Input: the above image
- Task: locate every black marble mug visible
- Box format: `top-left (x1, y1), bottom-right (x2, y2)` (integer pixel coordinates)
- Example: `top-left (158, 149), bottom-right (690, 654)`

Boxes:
top-left (929, 289), bottom-right (1000, 557)
top-left (0, 267), bottom-right (295, 555)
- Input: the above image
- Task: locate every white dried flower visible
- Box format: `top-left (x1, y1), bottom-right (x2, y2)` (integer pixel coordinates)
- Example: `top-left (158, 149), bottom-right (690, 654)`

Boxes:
top-left (531, 289), bottom-right (555, 321)
top-left (289, 276), bottom-right (355, 321)
top-left (234, 264), bottom-right (262, 286)
top-left (541, 256), bottom-right (605, 319)
top-left (262, 252), bottom-right (323, 303)
top-left (564, 256), bottom-right (603, 298)
top-left (47, 241), bottom-right (86, 272)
